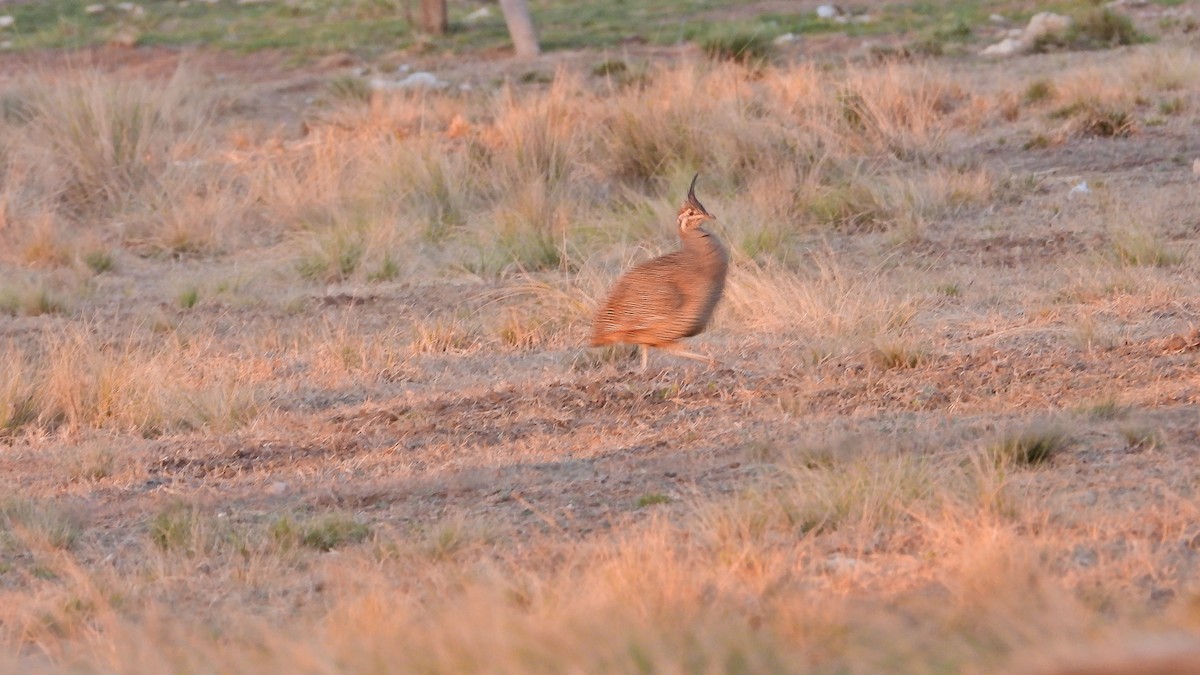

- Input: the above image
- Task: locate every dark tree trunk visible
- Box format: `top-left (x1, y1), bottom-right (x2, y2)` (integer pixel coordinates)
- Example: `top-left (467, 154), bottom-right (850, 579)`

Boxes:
top-left (420, 0), bottom-right (447, 35)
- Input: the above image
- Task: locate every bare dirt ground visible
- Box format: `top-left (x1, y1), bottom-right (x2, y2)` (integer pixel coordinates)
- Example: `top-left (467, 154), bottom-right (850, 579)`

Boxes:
top-left (4, 11), bottom-right (1200, 672)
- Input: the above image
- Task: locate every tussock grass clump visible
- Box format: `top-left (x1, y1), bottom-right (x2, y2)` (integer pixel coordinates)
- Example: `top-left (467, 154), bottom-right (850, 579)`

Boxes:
top-left (1110, 226), bottom-right (1182, 267)
top-left (723, 255), bottom-right (924, 350)
top-left (0, 277), bottom-right (70, 317)
top-left (149, 502), bottom-right (205, 554)
top-left (985, 422), bottom-right (1069, 468)
top-left (1069, 8), bottom-right (1143, 49)
top-left (490, 178), bottom-right (574, 272)
top-left (836, 65), bottom-right (962, 157)
top-left (83, 249), bottom-right (116, 274)
top-left (1032, 9), bottom-right (1143, 52)
top-left (636, 493), bottom-right (671, 508)
top-left (1158, 97), bottom-right (1186, 116)
top-left (410, 317), bottom-right (480, 354)
top-left (1061, 102), bottom-right (1137, 138)
top-left (0, 331), bottom-right (262, 436)
top-left (176, 285), bottom-right (200, 310)
top-left (699, 440), bottom-right (942, 542)
top-left (486, 78), bottom-right (582, 190)
top-left (22, 68), bottom-right (214, 218)
top-left (806, 179), bottom-right (886, 230)
top-left (1, 499), bottom-right (86, 550)
top-left (1024, 79), bottom-right (1054, 105)
top-left (1119, 425), bottom-right (1164, 451)
top-left (697, 28), bottom-right (774, 65)
top-left (271, 513), bottom-right (370, 552)
top-left (298, 513), bottom-right (371, 551)
top-left (1074, 397), bottom-right (1124, 420)
top-left (871, 337), bottom-right (929, 370)
top-left (391, 144), bottom-right (470, 244)
top-left (328, 76), bottom-right (372, 104)
top-left (296, 228), bottom-right (366, 282)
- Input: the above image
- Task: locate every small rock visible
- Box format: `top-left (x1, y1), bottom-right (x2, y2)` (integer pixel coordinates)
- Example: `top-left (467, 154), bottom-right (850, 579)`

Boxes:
top-left (989, 13), bottom-right (1008, 24)
top-left (371, 71), bottom-right (447, 90)
top-left (1070, 180), bottom-right (1090, 195)
top-left (267, 481), bottom-right (288, 496)
top-left (85, 4), bottom-right (106, 14)
top-left (981, 11), bottom-right (1072, 57)
top-left (816, 4), bottom-right (842, 19)
top-left (463, 6), bottom-right (491, 24)
top-left (0, 15), bottom-right (13, 28)
top-left (773, 32), bottom-right (797, 45)
top-left (982, 37), bottom-right (1024, 57)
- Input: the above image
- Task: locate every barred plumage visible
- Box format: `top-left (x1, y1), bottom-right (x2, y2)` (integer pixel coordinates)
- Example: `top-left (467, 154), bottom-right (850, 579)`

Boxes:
top-left (590, 174), bottom-right (729, 369)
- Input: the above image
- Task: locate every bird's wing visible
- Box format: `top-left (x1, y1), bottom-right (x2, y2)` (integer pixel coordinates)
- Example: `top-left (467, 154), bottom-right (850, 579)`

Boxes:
top-left (595, 255), bottom-right (688, 337)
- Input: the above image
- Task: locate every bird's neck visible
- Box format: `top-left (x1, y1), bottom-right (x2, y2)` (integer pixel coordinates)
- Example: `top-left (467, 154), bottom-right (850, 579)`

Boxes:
top-left (680, 228), bottom-right (727, 261)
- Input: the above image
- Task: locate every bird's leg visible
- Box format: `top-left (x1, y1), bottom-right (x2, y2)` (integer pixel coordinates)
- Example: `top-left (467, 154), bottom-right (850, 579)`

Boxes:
top-left (640, 345), bottom-right (649, 371)
top-left (661, 344), bottom-right (720, 369)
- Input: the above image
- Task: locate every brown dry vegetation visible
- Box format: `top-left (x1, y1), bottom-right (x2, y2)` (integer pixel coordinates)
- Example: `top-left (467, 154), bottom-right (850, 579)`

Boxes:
top-left (4, 27), bottom-right (1200, 674)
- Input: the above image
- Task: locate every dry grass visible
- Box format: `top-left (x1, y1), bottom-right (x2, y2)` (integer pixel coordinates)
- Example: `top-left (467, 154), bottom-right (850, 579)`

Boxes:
top-left (1, 329), bottom-right (261, 436)
top-left (4, 35), bottom-right (1200, 675)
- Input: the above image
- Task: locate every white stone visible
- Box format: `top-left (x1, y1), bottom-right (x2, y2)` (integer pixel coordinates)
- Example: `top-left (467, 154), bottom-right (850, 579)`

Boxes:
top-left (982, 37), bottom-right (1024, 57)
top-left (773, 32), bottom-right (797, 45)
top-left (85, 4), bottom-right (107, 14)
top-left (1025, 11), bottom-right (1073, 42)
top-left (463, 6), bottom-right (491, 24)
top-left (989, 13), bottom-right (1008, 23)
top-left (0, 16), bottom-right (14, 28)
top-left (816, 4), bottom-right (841, 19)
top-left (1070, 181), bottom-right (1090, 195)
top-left (981, 12), bottom-right (1072, 57)
top-left (370, 71), bottom-right (447, 91)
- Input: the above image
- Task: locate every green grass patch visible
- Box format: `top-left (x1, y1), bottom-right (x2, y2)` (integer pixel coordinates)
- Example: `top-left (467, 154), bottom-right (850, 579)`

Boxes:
top-left (299, 513), bottom-right (371, 551)
top-left (695, 28), bottom-right (774, 65)
top-left (83, 249), bottom-right (116, 274)
top-left (636, 493), bottom-right (672, 508)
top-left (0, 0), bottom-right (1001, 59)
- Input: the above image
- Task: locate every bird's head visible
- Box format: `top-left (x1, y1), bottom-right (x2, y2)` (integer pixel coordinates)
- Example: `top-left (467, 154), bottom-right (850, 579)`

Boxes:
top-left (677, 173), bottom-right (714, 234)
